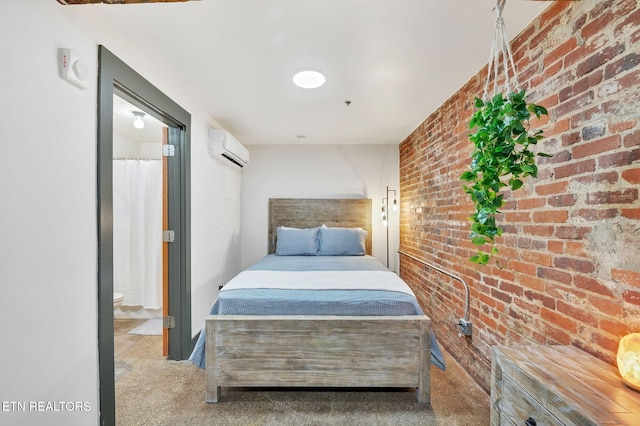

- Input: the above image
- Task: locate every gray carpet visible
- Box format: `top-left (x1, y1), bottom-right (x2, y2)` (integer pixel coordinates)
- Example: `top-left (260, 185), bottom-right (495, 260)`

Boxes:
top-left (114, 319), bottom-right (490, 425)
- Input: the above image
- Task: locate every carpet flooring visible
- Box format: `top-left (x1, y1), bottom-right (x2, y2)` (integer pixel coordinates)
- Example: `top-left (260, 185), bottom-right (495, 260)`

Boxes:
top-left (114, 319), bottom-right (491, 425)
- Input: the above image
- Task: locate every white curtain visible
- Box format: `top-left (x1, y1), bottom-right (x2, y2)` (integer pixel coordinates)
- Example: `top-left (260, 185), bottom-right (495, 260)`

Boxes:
top-left (113, 160), bottom-right (163, 309)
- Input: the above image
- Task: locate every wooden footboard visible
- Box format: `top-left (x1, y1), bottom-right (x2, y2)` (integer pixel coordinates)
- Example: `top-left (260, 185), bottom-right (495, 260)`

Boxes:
top-left (205, 315), bottom-right (431, 404)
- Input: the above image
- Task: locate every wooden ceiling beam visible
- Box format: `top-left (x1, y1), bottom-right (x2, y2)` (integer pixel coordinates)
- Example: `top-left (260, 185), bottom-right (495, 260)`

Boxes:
top-left (57, 0), bottom-right (198, 5)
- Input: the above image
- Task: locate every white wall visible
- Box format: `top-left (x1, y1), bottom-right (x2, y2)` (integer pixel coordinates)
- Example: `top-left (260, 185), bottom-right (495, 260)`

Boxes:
top-left (240, 144), bottom-right (400, 271)
top-left (0, 1), bottom-right (240, 425)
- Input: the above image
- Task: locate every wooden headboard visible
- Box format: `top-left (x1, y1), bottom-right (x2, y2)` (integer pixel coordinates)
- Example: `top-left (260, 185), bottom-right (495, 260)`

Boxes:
top-left (268, 198), bottom-right (373, 255)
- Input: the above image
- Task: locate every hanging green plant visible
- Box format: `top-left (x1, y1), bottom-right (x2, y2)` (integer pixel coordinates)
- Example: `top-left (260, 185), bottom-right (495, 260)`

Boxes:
top-left (460, 89), bottom-right (550, 265)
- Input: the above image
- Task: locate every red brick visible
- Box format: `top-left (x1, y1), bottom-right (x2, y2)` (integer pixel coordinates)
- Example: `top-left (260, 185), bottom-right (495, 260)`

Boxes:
top-left (589, 296), bottom-right (624, 317)
top-left (618, 69), bottom-right (640, 91)
top-left (547, 283), bottom-right (587, 302)
top-left (574, 171), bottom-right (619, 185)
top-left (536, 181), bottom-right (568, 196)
top-left (511, 260), bottom-right (537, 276)
top-left (561, 131), bottom-right (581, 147)
top-left (586, 188), bottom-right (638, 204)
top-left (622, 168), bottom-right (640, 183)
top-left (522, 225), bottom-right (554, 237)
top-left (575, 275), bottom-right (614, 297)
top-left (557, 300), bottom-right (599, 327)
top-left (522, 251), bottom-right (552, 267)
top-left (548, 194), bottom-right (576, 207)
top-left (544, 118), bottom-right (570, 137)
top-left (555, 91), bottom-right (595, 119)
top-left (565, 242), bottom-right (587, 257)
top-left (624, 130), bottom-right (640, 147)
top-left (565, 40), bottom-right (598, 69)
top-left (504, 211), bottom-right (532, 223)
top-left (610, 119), bottom-right (637, 133)
top-left (590, 332), bottom-right (620, 355)
top-left (614, 6), bottom-right (640, 36)
top-left (623, 289), bottom-right (640, 305)
top-left (500, 281), bottom-right (524, 297)
top-left (612, 268), bottom-right (640, 287)
top-left (518, 197), bottom-right (547, 210)
top-left (547, 240), bottom-right (564, 254)
top-left (554, 226), bottom-right (591, 240)
top-left (577, 43), bottom-right (625, 77)
top-left (537, 267), bottom-right (572, 284)
top-left (622, 208), bottom-right (640, 219)
top-left (599, 150), bottom-right (635, 168)
top-left (554, 159), bottom-right (596, 178)
top-left (554, 257), bottom-right (595, 274)
top-left (541, 307), bottom-right (578, 333)
top-left (604, 53), bottom-right (640, 79)
top-left (533, 210), bottom-right (569, 223)
top-left (491, 287), bottom-right (513, 304)
top-left (600, 318), bottom-right (631, 337)
top-left (572, 135), bottom-right (621, 159)
top-left (582, 5), bottom-right (619, 40)
top-left (524, 290), bottom-right (555, 309)
top-left (545, 38), bottom-right (578, 69)
top-left (519, 275), bottom-right (546, 292)
top-left (572, 208), bottom-right (618, 221)
top-left (570, 101), bottom-right (621, 129)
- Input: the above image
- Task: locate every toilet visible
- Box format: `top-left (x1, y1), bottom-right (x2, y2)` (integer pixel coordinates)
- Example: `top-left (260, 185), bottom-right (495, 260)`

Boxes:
top-left (113, 292), bottom-right (124, 310)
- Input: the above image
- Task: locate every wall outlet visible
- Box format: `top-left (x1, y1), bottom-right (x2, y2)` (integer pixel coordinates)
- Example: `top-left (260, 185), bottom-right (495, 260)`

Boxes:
top-left (458, 319), bottom-right (473, 337)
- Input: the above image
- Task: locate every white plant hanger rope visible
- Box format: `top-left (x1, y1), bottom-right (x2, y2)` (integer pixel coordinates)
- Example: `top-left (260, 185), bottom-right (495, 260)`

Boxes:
top-left (483, 0), bottom-right (520, 101)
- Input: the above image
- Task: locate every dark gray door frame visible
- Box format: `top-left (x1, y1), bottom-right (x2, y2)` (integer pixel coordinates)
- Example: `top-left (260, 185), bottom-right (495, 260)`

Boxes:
top-left (97, 46), bottom-right (192, 426)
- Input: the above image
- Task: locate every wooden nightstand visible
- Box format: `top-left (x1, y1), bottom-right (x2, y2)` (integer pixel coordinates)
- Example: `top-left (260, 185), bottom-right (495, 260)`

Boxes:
top-left (491, 345), bottom-right (640, 425)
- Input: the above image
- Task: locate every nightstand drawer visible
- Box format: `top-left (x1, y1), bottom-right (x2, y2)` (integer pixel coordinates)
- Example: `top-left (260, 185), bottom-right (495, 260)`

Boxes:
top-left (491, 345), bottom-right (640, 426)
top-left (500, 375), bottom-right (561, 425)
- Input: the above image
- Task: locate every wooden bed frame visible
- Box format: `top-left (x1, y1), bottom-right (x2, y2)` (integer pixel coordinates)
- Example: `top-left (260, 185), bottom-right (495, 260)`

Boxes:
top-left (205, 198), bottom-right (431, 404)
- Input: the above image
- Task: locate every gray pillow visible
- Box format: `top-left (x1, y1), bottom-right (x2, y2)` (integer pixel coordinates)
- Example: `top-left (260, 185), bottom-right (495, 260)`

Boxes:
top-left (275, 226), bottom-right (320, 256)
top-left (318, 226), bottom-right (367, 256)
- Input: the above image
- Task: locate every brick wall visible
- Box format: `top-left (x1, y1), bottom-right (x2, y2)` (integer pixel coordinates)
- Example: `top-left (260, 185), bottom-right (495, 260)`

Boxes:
top-left (399, 0), bottom-right (640, 391)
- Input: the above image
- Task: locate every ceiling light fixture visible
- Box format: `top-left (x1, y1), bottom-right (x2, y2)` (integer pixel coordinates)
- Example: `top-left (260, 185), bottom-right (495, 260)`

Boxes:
top-left (293, 70), bottom-right (325, 89)
top-left (132, 111), bottom-right (145, 129)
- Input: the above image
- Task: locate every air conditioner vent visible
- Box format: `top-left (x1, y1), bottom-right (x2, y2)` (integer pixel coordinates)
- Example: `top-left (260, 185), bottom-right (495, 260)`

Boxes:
top-left (208, 129), bottom-right (249, 168)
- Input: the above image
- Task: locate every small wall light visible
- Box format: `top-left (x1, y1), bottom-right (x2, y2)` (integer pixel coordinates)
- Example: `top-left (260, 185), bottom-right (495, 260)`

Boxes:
top-left (618, 333), bottom-right (640, 391)
top-left (381, 203), bottom-right (388, 227)
top-left (132, 111), bottom-right (145, 129)
top-left (382, 186), bottom-right (398, 268)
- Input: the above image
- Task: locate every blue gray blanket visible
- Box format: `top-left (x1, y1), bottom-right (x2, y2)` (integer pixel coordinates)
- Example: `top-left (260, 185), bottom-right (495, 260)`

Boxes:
top-left (189, 255), bottom-right (446, 370)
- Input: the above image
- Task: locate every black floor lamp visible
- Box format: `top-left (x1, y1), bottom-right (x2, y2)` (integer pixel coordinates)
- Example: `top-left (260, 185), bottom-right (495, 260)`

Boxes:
top-left (382, 186), bottom-right (397, 269)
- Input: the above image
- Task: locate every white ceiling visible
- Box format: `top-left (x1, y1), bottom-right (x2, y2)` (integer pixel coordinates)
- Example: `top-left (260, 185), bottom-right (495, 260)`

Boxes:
top-left (78, 0), bottom-right (547, 145)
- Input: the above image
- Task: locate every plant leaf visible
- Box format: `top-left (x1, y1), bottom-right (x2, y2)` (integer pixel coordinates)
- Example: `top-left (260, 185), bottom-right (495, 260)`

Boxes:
top-left (460, 171), bottom-right (476, 181)
top-left (472, 236), bottom-right (487, 245)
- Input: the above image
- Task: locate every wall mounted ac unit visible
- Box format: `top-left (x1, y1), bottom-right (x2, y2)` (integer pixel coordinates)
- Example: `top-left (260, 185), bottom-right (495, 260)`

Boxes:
top-left (208, 128), bottom-right (250, 168)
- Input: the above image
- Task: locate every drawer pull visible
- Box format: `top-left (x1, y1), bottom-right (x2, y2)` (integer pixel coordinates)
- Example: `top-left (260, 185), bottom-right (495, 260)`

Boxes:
top-left (525, 418), bottom-right (537, 426)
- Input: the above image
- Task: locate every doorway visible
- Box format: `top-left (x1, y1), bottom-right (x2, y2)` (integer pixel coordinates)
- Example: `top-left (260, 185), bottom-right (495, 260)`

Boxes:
top-left (97, 46), bottom-right (192, 426)
top-left (112, 93), bottom-right (166, 348)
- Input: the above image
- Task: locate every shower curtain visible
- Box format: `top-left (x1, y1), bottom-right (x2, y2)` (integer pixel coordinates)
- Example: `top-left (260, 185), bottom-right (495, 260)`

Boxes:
top-left (113, 159), bottom-right (163, 309)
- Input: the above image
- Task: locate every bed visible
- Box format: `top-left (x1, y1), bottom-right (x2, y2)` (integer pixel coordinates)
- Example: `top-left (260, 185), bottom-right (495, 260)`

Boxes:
top-left (189, 198), bottom-right (444, 404)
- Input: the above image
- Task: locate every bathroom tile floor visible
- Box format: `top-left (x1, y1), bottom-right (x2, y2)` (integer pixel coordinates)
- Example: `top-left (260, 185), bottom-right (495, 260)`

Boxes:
top-left (114, 319), bottom-right (491, 425)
